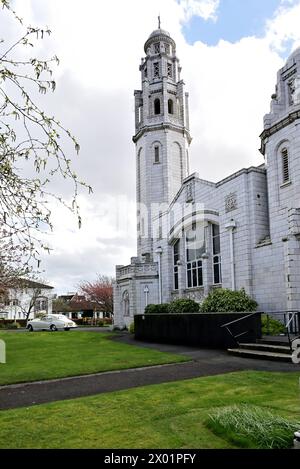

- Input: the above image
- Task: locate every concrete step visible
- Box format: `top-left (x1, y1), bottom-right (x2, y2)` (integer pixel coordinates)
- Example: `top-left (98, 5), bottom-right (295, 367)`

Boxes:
top-left (240, 343), bottom-right (291, 354)
top-left (228, 348), bottom-right (292, 362)
top-left (258, 337), bottom-right (290, 346)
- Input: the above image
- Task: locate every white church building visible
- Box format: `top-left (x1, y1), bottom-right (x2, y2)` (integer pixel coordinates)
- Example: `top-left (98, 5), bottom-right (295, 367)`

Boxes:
top-left (113, 25), bottom-right (300, 328)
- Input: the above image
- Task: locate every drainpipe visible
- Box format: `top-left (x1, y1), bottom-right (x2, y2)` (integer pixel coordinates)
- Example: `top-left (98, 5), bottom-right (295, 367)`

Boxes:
top-left (225, 220), bottom-right (236, 291)
top-left (155, 247), bottom-right (163, 304)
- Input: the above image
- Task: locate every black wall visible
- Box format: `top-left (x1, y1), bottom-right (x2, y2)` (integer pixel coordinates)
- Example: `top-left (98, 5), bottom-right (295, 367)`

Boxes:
top-left (134, 313), bottom-right (261, 349)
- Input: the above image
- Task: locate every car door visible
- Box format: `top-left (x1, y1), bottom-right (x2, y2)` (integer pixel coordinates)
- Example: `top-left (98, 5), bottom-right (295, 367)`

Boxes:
top-left (33, 318), bottom-right (44, 330)
top-left (43, 317), bottom-right (53, 330)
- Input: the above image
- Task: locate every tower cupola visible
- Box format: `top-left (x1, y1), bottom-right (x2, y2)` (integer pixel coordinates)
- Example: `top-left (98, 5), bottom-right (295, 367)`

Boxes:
top-left (144, 28), bottom-right (176, 57)
top-left (133, 22), bottom-right (192, 259)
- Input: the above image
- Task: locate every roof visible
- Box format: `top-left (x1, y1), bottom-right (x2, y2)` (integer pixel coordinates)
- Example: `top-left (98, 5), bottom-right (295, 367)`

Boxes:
top-left (149, 28), bottom-right (171, 39)
top-left (9, 279), bottom-right (54, 290)
top-left (288, 46), bottom-right (300, 61)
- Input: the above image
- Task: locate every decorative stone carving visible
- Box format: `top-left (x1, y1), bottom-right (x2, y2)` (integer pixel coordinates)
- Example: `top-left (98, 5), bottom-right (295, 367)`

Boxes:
top-left (292, 75), bottom-right (300, 105)
top-left (225, 192), bottom-right (238, 213)
top-left (185, 182), bottom-right (194, 203)
top-left (185, 289), bottom-right (204, 302)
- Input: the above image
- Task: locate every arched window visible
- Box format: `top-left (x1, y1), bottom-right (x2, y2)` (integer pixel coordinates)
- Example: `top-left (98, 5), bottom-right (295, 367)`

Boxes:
top-left (122, 291), bottom-right (130, 317)
top-left (168, 99), bottom-right (174, 114)
top-left (281, 148), bottom-right (290, 183)
top-left (154, 146), bottom-right (160, 163)
top-left (154, 98), bottom-right (161, 115)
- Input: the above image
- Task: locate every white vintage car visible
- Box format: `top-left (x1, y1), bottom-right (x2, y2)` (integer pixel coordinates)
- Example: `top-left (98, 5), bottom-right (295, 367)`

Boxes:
top-left (27, 314), bottom-right (77, 332)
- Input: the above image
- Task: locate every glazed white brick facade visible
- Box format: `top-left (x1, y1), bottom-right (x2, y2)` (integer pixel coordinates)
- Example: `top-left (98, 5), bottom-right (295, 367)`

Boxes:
top-left (113, 29), bottom-right (300, 328)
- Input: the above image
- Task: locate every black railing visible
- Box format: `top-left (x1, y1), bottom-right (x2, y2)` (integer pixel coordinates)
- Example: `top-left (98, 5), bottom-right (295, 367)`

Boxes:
top-left (221, 311), bottom-right (300, 351)
top-left (220, 312), bottom-right (260, 347)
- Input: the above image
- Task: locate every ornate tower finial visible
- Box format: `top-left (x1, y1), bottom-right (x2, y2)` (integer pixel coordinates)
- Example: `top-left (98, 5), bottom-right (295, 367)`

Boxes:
top-left (158, 15), bottom-right (161, 29)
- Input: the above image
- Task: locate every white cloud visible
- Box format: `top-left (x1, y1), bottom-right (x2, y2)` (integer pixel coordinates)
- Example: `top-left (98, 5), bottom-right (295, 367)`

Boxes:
top-left (179, 0), bottom-right (220, 22)
top-left (266, 0), bottom-right (300, 52)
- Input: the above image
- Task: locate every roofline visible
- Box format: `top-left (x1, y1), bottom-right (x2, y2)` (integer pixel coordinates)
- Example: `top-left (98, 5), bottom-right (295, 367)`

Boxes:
top-left (170, 164), bottom-right (266, 206)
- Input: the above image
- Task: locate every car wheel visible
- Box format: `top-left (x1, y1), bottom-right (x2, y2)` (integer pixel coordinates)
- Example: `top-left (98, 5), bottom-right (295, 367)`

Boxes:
top-left (50, 324), bottom-right (57, 332)
top-left (27, 325), bottom-right (33, 332)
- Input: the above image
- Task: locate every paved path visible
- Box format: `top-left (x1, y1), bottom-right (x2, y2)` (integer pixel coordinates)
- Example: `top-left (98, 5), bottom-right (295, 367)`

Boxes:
top-left (0, 332), bottom-right (298, 411)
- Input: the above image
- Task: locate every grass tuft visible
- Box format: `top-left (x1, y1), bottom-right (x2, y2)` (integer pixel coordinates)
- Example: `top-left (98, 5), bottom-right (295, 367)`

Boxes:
top-left (206, 404), bottom-right (300, 449)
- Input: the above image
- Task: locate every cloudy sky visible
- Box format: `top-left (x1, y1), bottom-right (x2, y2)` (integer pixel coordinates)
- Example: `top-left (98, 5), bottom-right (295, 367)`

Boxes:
top-left (4, 0), bottom-right (300, 293)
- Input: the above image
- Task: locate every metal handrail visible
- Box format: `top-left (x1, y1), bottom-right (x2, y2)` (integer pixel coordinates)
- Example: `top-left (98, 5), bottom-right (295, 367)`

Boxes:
top-left (220, 312), bottom-right (259, 329)
top-left (286, 312), bottom-right (298, 329)
top-left (220, 312), bottom-right (261, 347)
top-left (220, 310), bottom-right (300, 350)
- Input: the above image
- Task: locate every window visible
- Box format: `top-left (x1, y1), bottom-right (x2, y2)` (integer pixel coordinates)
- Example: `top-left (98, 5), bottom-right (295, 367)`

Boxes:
top-left (154, 42), bottom-right (160, 54)
top-left (167, 63), bottom-right (172, 78)
top-left (282, 148), bottom-right (290, 183)
top-left (11, 299), bottom-right (19, 306)
top-left (212, 224), bottom-right (222, 284)
top-left (35, 298), bottom-right (48, 312)
top-left (154, 98), bottom-right (161, 115)
top-left (153, 62), bottom-right (160, 78)
top-left (154, 146), bottom-right (160, 163)
top-left (164, 43), bottom-right (170, 55)
top-left (122, 291), bottom-right (130, 317)
top-left (168, 99), bottom-right (174, 114)
top-left (173, 240), bottom-right (180, 290)
top-left (186, 224), bottom-right (205, 288)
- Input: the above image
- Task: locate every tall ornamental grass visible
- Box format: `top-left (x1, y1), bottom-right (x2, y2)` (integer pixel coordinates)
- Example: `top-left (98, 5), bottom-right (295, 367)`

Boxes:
top-left (206, 404), bottom-right (300, 449)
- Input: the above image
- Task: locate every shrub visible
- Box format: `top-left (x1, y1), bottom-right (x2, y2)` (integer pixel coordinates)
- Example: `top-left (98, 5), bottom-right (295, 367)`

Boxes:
top-left (144, 304), bottom-right (170, 314)
top-left (168, 298), bottom-right (200, 314)
top-left (261, 314), bottom-right (285, 335)
top-left (0, 319), bottom-right (27, 327)
top-left (200, 288), bottom-right (257, 313)
top-left (6, 322), bottom-right (21, 329)
top-left (128, 322), bottom-right (135, 334)
top-left (206, 404), bottom-right (299, 449)
top-left (97, 320), bottom-right (104, 327)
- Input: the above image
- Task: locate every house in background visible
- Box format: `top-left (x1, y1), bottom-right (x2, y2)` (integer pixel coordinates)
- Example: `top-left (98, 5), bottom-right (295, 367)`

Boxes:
top-left (0, 279), bottom-right (54, 320)
top-left (53, 293), bottom-right (108, 320)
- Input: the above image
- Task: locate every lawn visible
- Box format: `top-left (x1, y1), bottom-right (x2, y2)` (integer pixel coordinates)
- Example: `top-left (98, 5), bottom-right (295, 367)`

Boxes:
top-left (0, 331), bottom-right (186, 385)
top-left (0, 371), bottom-right (299, 449)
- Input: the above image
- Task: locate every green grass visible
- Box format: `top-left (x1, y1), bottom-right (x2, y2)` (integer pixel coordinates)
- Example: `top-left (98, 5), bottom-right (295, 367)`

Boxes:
top-left (0, 331), bottom-right (186, 385)
top-left (0, 371), bottom-right (299, 448)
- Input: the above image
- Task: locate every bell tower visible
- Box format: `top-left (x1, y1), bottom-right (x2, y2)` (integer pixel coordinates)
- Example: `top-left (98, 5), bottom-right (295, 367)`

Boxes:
top-left (133, 22), bottom-right (192, 259)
